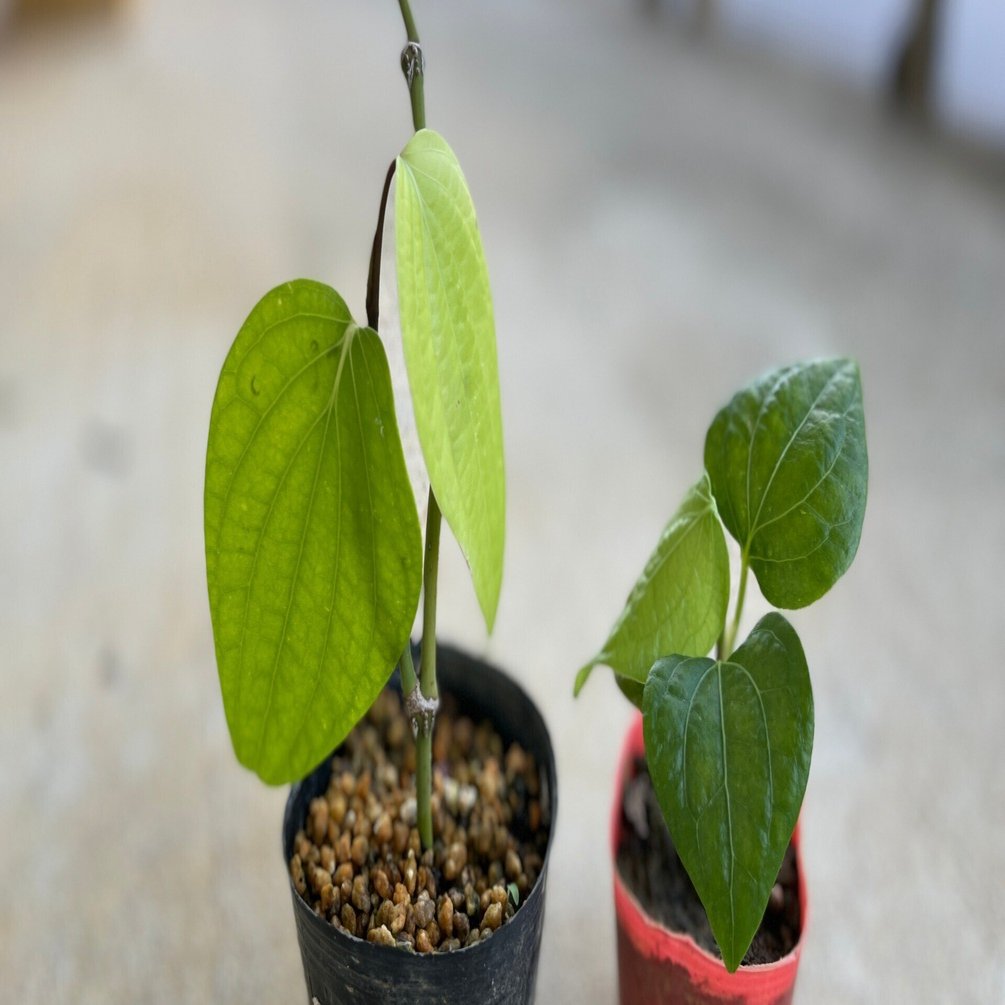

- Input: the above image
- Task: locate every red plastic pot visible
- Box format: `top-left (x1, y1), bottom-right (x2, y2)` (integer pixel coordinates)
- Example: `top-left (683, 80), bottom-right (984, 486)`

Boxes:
top-left (611, 714), bottom-right (806, 1004)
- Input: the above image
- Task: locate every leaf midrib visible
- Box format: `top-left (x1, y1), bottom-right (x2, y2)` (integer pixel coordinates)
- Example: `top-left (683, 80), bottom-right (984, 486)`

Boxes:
top-left (231, 405), bottom-right (327, 735)
top-left (399, 156), bottom-right (500, 589)
top-left (684, 656), bottom-right (777, 967)
top-left (746, 364), bottom-right (848, 546)
top-left (716, 664), bottom-right (736, 963)
top-left (748, 425), bottom-right (848, 538)
top-left (209, 311), bottom-right (345, 565)
top-left (400, 160), bottom-right (471, 511)
top-left (276, 336), bottom-right (384, 770)
top-left (252, 327), bottom-right (356, 770)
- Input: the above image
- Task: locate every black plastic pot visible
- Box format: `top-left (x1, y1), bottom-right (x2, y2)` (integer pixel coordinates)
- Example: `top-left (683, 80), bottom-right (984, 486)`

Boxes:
top-left (282, 644), bottom-right (558, 1004)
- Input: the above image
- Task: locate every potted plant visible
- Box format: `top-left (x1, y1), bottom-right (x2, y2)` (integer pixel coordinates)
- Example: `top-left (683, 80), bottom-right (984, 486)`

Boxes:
top-left (575, 359), bottom-right (868, 1001)
top-left (203, 3), bottom-right (556, 1002)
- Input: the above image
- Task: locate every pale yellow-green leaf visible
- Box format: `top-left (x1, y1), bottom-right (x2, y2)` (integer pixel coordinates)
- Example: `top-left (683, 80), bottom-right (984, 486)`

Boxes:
top-left (395, 129), bottom-right (505, 631)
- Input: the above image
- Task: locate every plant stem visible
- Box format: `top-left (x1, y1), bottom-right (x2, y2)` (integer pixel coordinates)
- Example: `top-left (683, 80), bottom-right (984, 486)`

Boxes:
top-left (415, 727), bottom-right (434, 850)
top-left (721, 554), bottom-right (749, 659)
top-left (365, 160), bottom-right (397, 330)
top-left (420, 494), bottom-right (441, 702)
top-left (414, 492), bottom-right (441, 849)
top-left (395, 0), bottom-right (438, 851)
top-left (397, 0), bottom-right (426, 131)
top-left (397, 0), bottom-right (420, 41)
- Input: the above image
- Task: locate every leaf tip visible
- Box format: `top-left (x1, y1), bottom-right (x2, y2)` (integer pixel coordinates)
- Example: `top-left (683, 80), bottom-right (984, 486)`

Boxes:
top-left (475, 563), bottom-right (503, 636)
top-left (573, 661), bottom-right (595, 697)
top-left (716, 926), bottom-right (745, 974)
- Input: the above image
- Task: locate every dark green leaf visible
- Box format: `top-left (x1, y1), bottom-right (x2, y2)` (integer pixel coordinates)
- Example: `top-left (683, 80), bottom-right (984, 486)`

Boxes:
top-left (575, 474), bottom-right (729, 695)
top-left (642, 613), bottom-right (813, 971)
top-left (704, 358), bottom-right (868, 608)
top-left (396, 129), bottom-right (505, 631)
top-left (615, 674), bottom-right (645, 710)
top-left (205, 280), bottom-right (422, 784)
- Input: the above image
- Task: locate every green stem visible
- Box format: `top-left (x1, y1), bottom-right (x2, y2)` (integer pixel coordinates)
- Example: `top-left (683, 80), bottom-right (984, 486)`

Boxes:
top-left (415, 733), bottom-right (433, 849)
top-left (420, 492), bottom-right (441, 701)
top-left (396, 0), bottom-right (436, 850)
top-left (397, 0), bottom-right (426, 131)
top-left (415, 491), bottom-right (441, 849)
top-left (397, 0), bottom-right (420, 44)
top-left (721, 554), bottom-right (749, 659)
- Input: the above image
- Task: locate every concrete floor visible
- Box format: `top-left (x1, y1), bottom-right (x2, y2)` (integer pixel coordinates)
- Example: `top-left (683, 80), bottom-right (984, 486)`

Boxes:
top-left (2, 1), bottom-right (1003, 1002)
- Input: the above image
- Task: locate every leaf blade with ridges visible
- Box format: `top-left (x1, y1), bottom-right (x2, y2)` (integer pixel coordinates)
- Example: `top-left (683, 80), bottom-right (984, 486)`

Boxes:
top-left (704, 358), bottom-right (868, 608)
top-left (642, 613), bottom-right (813, 970)
top-left (204, 280), bottom-right (422, 784)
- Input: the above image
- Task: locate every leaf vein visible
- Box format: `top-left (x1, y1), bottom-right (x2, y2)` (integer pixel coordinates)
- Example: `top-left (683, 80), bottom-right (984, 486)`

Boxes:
top-left (252, 331), bottom-right (353, 769)
top-left (211, 333), bottom-right (339, 562)
top-left (231, 405), bottom-right (329, 733)
top-left (717, 664), bottom-right (736, 960)
top-left (748, 364), bottom-right (849, 542)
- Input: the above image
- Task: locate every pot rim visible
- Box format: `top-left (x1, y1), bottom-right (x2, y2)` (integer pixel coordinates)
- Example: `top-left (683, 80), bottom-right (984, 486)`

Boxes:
top-left (282, 643), bottom-right (558, 962)
top-left (610, 712), bottom-right (807, 974)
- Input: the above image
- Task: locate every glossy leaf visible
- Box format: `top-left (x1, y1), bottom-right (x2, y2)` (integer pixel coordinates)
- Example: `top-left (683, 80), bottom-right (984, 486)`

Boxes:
top-left (615, 674), bottom-right (645, 710)
top-left (205, 280), bottom-right (422, 784)
top-left (704, 358), bottom-right (868, 609)
top-left (395, 128), bottom-right (505, 631)
top-left (642, 613), bottom-right (813, 971)
top-left (574, 474), bottom-right (729, 696)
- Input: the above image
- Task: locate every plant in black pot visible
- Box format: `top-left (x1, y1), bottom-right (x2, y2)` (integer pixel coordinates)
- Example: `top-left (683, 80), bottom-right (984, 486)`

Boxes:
top-left (203, 4), bottom-right (555, 1002)
top-left (574, 359), bottom-right (868, 1002)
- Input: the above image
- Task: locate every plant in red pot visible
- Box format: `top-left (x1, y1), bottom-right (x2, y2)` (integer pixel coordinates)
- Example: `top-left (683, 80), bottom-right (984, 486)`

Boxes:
top-left (575, 359), bottom-right (869, 1001)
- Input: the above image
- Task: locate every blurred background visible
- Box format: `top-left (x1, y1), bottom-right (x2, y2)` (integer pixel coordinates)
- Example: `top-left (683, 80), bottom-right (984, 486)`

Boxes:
top-left (2, 0), bottom-right (1003, 1001)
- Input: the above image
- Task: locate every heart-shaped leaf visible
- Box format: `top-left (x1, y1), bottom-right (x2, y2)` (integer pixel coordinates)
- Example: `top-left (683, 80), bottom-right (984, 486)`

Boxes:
top-left (395, 128), bottom-right (505, 631)
top-left (704, 358), bottom-right (867, 609)
top-left (642, 612), bottom-right (813, 971)
top-left (205, 280), bottom-right (422, 784)
top-left (575, 474), bottom-right (729, 697)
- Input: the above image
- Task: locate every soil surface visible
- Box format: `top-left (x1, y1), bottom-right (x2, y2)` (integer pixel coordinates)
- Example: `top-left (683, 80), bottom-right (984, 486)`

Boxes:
top-left (617, 756), bottom-right (801, 965)
top-left (289, 689), bottom-right (548, 953)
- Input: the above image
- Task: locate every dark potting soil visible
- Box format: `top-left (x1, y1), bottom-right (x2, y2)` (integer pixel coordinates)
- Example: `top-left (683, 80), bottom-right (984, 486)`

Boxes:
top-left (289, 689), bottom-right (549, 953)
top-left (616, 756), bottom-right (801, 966)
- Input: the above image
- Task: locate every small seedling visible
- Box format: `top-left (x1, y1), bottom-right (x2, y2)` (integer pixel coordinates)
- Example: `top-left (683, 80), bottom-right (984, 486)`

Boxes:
top-left (204, 0), bottom-right (504, 857)
top-left (575, 358), bottom-right (868, 970)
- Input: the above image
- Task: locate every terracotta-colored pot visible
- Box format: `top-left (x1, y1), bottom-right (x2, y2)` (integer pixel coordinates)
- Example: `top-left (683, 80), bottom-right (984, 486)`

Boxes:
top-left (611, 714), bottom-right (806, 1004)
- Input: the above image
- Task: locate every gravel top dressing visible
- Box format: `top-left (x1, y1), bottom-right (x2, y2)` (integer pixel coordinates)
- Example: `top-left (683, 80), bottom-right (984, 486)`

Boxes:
top-left (289, 689), bottom-right (548, 954)
top-left (617, 756), bottom-right (801, 966)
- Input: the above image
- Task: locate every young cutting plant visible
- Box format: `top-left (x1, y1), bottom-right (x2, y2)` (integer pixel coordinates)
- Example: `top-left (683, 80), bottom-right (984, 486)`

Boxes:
top-left (575, 358), bottom-right (868, 971)
top-left (204, 0), bottom-right (504, 856)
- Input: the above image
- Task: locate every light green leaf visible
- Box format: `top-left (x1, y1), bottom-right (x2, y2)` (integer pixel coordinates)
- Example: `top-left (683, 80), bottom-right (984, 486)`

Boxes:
top-left (642, 613), bottom-right (813, 971)
top-left (574, 474), bottom-right (729, 697)
top-left (704, 358), bottom-right (868, 609)
top-left (395, 128), bottom-right (505, 631)
top-left (205, 280), bottom-right (422, 784)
